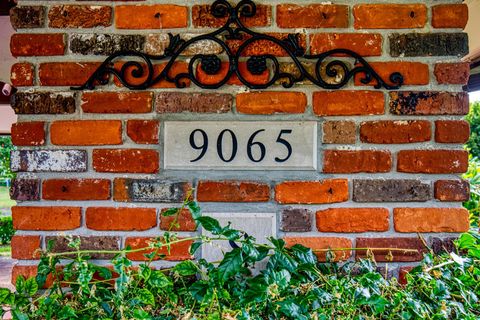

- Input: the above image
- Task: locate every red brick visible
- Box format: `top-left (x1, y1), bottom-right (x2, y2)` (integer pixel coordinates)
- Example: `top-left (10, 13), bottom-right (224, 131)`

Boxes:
top-left (11, 63), bottom-right (34, 86)
top-left (115, 5), bottom-right (188, 29)
top-left (354, 62), bottom-right (429, 86)
top-left (11, 235), bottom-right (41, 260)
top-left (113, 178), bottom-right (130, 202)
top-left (125, 237), bottom-right (193, 261)
top-left (275, 180), bottom-right (348, 204)
top-left (127, 120), bottom-right (159, 144)
top-left (51, 120), bottom-right (122, 146)
top-left (12, 206), bottom-right (81, 231)
top-left (86, 207), bottom-right (157, 231)
top-left (197, 181), bottom-right (270, 202)
top-left (227, 33), bottom-right (307, 57)
top-left (81, 92), bottom-right (153, 113)
top-left (397, 150), bottom-right (468, 173)
top-left (284, 237), bottom-right (352, 262)
top-left (353, 4), bottom-right (427, 29)
top-left (356, 238), bottom-right (426, 262)
top-left (39, 62), bottom-right (101, 86)
top-left (399, 266), bottom-right (414, 285)
top-left (48, 5), bottom-right (112, 28)
top-left (11, 122), bottom-right (45, 146)
top-left (360, 120), bottom-right (431, 144)
top-left (434, 180), bottom-right (470, 202)
top-left (236, 92), bottom-right (306, 114)
top-left (160, 208), bottom-right (196, 232)
top-left (434, 63), bottom-right (470, 85)
top-left (323, 150), bottom-right (392, 173)
top-left (192, 4), bottom-right (271, 28)
top-left (394, 208), bottom-right (469, 233)
top-left (313, 91), bottom-right (385, 116)
top-left (316, 208), bottom-right (389, 233)
top-left (276, 4), bottom-right (348, 28)
top-left (113, 62), bottom-right (189, 88)
top-left (432, 4), bottom-right (468, 29)
top-left (310, 33), bottom-right (382, 57)
top-left (10, 33), bottom-right (65, 57)
top-left (43, 179), bottom-right (110, 201)
top-left (435, 120), bottom-right (470, 143)
top-left (196, 62), bottom-right (269, 86)
top-left (93, 149), bottom-right (159, 173)
top-left (389, 92), bottom-right (469, 115)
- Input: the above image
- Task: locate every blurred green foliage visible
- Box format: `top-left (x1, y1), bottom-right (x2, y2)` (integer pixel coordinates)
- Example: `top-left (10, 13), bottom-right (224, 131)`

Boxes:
top-left (0, 136), bottom-right (15, 181)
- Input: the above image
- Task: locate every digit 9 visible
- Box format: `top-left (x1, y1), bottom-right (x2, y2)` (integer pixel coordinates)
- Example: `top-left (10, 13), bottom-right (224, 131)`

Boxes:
top-left (189, 129), bottom-right (208, 162)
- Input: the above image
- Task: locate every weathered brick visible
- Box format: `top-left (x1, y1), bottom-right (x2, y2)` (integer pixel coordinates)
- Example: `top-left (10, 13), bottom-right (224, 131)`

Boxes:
top-left (275, 180), bottom-right (348, 204)
top-left (39, 62), bottom-right (101, 86)
top-left (277, 62), bottom-right (349, 86)
top-left (353, 179), bottom-right (431, 202)
top-left (389, 91), bottom-right (469, 115)
top-left (313, 91), bottom-right (385, 116)
top-left (11, 150), bottom-right (87, 172)
top-left (11, 235), bottom-right (41, 260)
top-left (389, 33), bottom-right (469, 57)
top-left (93, 149), bottom-right (159, 173)
top-left (284, 237), bottom-right (352, 262)
top-left (146, 33), bottom-right (223, 56)
top-left (45, 236), bottom-right (120, 259)
top-left (11, 63), bottom-right (34, 87)
top-left (70, 34), bottom-right (144, 55)
top-left (360, 120), bottom-right (431, 144)
top-left (398, 267), bottom-right (414, 285)
top-left (127, 120), bottom-right (159, 144)
top-left (12, 206), bottom-right (81, 231)
top-left (196, 62), bottom-right (269, 86)
top-left (81, 92), bottom-right (153, 114)
top-left (48, 5), bottom-right (112, 28)
top-left (10, 34), bottom-right (65, 57)
top-left (280, 208), bottom-right (312, 232)
top-left (227, 33), bottom-right (307, 57)
top-left (397, 150), bottom-right (468, 174)
top-left (356, 238), bottom-right (426, 262)
top-left (353, 4), bottom-right (427, 29)
top-left (432, 4), bottom-right (468, 29)
top-left (316, 208), bottom-right (389, 233)
top-left (115, 5), bottom-right (188, 29)
top-left (125, 237), bottom-right (193, 261)
top-left (114, 179), bottom-right (191, 203)
top-left (354, 62), bottom-right (429, 86)
top-left (434, 63), bottom-right (470, 85)
top-left (156, 92), bottom-right (232, 113)
top-left (160, 208), bottom-right (196, 232)
top-left (434, 180), bottom-right (470, 202)
top-left (43, 179), bottom-right (111, 201)
top-left (430, 237), bottom-right (457, 255)
top-left (113, 62), bottom-right (189, 88)
top-left (10, 6), bottom-right (45, 29)
top-left (192, 4), bottom-right (271, 28)
top-left (322, 121), bottom-right (356, 144)
top-left (310, 33), bottom-right (382, 56)
top-left (11, 92), bottom-right (76, 114)
top-left (11, 122), bottom-right (45, 146)
top-left (236, 92), bottom-right (306, 114)
top-left (276, 4), bottom-right (348, 28)
top-left (435, 120), bottom-right (470, 143)
top-left (86, 207), bottom-right (157, 231)
top-left (323, 150), bottom-right (392, 173)
top-left (394, 208), bottom-right (469, 232)
top-left (10, 179), bottom-right (40, 201)
top-left (197, 181), bottom-right (270, 202)
top-left (51, 120), bottom-right (122, 146)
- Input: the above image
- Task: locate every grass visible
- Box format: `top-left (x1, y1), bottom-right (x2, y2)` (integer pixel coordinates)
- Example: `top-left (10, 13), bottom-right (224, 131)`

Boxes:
top-left (0, 186), bottom-right (15, 210)
top-left (0, 245), bottom-right (11, 257)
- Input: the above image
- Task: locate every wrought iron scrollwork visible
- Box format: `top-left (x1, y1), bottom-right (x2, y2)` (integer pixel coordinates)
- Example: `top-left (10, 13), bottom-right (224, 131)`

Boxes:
top-left (72, 0), bottom-right (403, 91)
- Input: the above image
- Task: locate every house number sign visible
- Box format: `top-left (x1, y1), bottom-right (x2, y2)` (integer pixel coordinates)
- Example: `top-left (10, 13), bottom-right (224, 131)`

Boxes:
top-left (164, 121), bottom-right (317, 170)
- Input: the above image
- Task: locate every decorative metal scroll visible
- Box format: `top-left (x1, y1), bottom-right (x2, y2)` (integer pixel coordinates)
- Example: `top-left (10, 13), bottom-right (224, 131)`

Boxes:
top-left (72, 0), bottom-right (403, 91)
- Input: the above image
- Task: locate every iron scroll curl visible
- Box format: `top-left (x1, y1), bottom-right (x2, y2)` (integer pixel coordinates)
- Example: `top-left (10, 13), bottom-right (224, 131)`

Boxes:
top-left (71, 0), bottom-right (403, 91)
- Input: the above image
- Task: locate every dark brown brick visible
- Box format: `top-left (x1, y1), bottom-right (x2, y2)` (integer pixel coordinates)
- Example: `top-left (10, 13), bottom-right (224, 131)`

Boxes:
top-left (353, 179), bottom-right (431, 202)
top-left (10, 6), bottom-right (45, 29)
top-left (45, 236), bottom-right (120, 259)
top-left (430, 237), bottom-right (457, 255)
top-left (434, 180), bottom-right (469, 202)
top-left (389, 33), bottom-right (469, 57)
top-left (389, 91), bottom-right (469, 115)
top-left (280, 208), bottom-right (312, 232)
top-left (11, 92), bottom-right (76, 114)
top-left (10, 179), bottom-right (40, 201)
top-left (356, 238), bottom-right (426, 262)
top-left (156, 92), bottom-right (232, 113)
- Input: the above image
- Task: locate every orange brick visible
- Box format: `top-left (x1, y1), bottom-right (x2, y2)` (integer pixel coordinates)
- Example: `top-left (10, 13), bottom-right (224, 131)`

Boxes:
top-left (276, 4), bottom-right (348, 28)
top-left (354, 62), bottom-right (429, 86)
top-left (353, 4), bottom-right (427, 29)
top-left (93, 149), bottom-right (159, 173)
top-left (227, 33), bottom-right (307, 57)
top-left (432, 4), bottom-right (468, 29)
top-left (86, 207), bottom-right (157, 231)
top-left (197, 181), bottom-right (270, 202)
top-left (12, 206), bottom-right (81, 231)
top-left (195, 62), bottom-right (269, 86)
top-left (11, 235), bottom-right (41, 260)
top-left (397, 150), bottom-right (468, 173)
top-left (10, 34), bottom-right (65, 57)
top-left (11, 63), bottom-right (34, 86)
top-left (113, 178), bottom-right (129, 202)
top-left (39, 62), bottom-right (101, 86)
top-left (316, 208), bottom-right (389, 233)
top-left (81, 92), bottom-right (153, 113)
top-left (125, 237), bottom-right (193, 261)
top-left (323, 150), bottom-right (392, 173)
top-left (49, 5), bottom-right (112, 28)
top-left (394, 208), bottom-right (469, 232)
top-left (360, 120), bottom-right (431, 144)
top-left (192, 4), bottom-right (271, 28)
top-left (127, 120), bottom-right (159, 144)
top-left (313, 91), bottom-right (385, 116)
top-left (160, 208), bottom-right (196, 232)
top-left (115, 5), bottom-right (188, 29)
top-left (113, 62), bottom-right (190, 88)
top-left (50, 120), bottom-right (122, 146)
top-left (275, 180), bottom-right (348, 204)
top-left (284, 237), bottom-right (352, 262)
top-left (435, 120), bottom-right (470, 143)
top-left (434, 63), bottom-right (470, 85)
top-left (236, 92), bottom-right (306, 114)
top-left (11, 122), bottom-right (45, 146)
top-left (310, 33), bottom-right (382, 57)
top-left (43, 179), bottom-right (110, 201)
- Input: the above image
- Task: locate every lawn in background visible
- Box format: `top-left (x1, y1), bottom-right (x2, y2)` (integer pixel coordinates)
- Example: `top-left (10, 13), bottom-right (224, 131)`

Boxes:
top-left (0, 186), bottom-right (14, 214)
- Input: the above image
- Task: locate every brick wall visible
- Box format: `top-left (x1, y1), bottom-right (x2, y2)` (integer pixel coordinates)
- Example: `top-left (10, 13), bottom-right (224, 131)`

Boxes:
top-left (8, 0), bottom-right (470, 280)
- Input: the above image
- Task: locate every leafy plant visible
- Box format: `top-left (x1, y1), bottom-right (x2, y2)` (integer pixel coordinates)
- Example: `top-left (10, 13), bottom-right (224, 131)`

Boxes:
top-left (0, 216), bottom-right (14, 245)
top-left (0, 136), bottom-right (15, 181)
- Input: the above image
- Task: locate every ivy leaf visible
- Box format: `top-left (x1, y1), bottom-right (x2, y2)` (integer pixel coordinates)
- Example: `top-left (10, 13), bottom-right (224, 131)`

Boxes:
top-left (188, 201), bottom-right (202, 220)
top-left (149, 271), bottom-right (172, 288)
top-left (189, 280), bottom-right (210, 302)
top-left (174, 260), bottom-right (198, 276)
top-left (197, 216), bottom-right (222, 234)
top-left (133, 309), bottom-right (151, 319)
top-left (218, 248), bottom-right (243, 281)
top-left (15, 276), bottom-right (25, 294)
top-left (0, 288), bottom-right (11, 304)
top-left (162, 208), bottom-right (179, 217)
top-left (190, 241), bottom-right (202, 255)
top-left (24, 277), bottom-right (38, 296)
top-left (291, 244), bottom-right (317, 265)
top-left (137, 288), bottom-right (155, 306)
